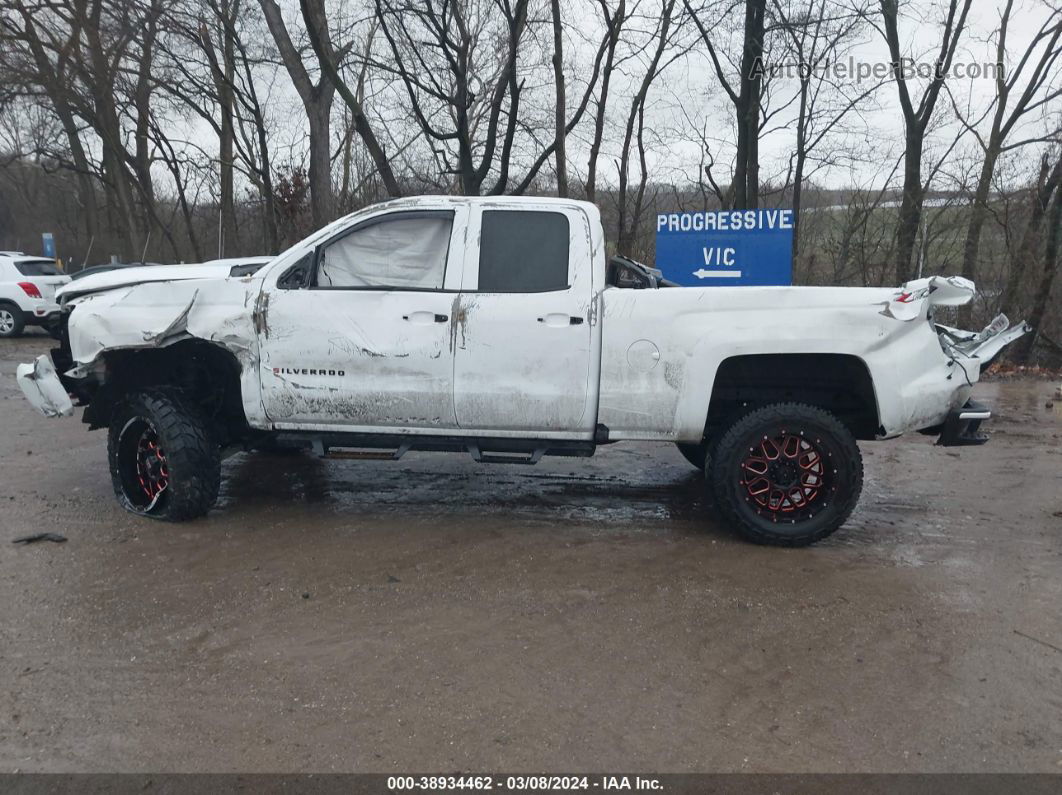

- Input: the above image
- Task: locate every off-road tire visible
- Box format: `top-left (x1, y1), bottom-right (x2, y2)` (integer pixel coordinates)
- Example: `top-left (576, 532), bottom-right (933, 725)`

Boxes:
top-left (676, 442), bottom-right (708, 472)
top-left (0, 303), bottom-right (24, 338)
top-left (108, 390), bottom-right (220, 521)
top-left (710, 402), bottom-right (863, 547)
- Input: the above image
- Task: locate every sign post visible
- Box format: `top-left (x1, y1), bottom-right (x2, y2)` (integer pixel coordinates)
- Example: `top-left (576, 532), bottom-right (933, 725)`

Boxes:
top-left (42, 232), bottom-right (56, 259)
top-left (655, 210), bottom-right (794, 287)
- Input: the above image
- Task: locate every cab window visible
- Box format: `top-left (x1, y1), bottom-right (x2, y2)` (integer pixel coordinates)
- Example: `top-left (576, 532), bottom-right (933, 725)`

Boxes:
top-left (478, 211), bottom-right (569, 292)
top-left (316, 212), bottom-right (453, 290)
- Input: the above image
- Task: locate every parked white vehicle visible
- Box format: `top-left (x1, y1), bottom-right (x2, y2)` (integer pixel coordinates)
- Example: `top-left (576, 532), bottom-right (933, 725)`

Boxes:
top-left (0, 253), bottom-right (71, 337)
top-left (16, 197), bottom-right (1029, 544)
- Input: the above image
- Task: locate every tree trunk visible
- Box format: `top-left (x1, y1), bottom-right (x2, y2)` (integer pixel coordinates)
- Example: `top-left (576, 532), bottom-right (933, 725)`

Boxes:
top-left (260, 0), bottom-right (335, 227)
top-left (1001, 157), bottom-right (1062, 321)
top-left (551, 0), bottom-right (567, 197)
top-left (301, 0), bottom-right (400, 197)
top-left (1014, 173), bottom-right (1062, 363)
top-left (894, 132), bottom-right (925, 284)
top-left (307, 103), bottom-right (333, 226)
top-left (958, 142), bottom-right (1000, 326)
top-left (585, 0), bottom-right (623, 203)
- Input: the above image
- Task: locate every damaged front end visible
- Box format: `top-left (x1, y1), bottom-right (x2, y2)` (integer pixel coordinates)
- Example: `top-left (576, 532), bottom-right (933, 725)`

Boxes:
top-left (14, 274), bottom-right (262, 433)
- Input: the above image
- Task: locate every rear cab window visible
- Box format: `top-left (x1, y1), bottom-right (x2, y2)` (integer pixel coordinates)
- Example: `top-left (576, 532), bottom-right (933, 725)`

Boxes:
top-left (478, 211), bottom-right (570, 292)
top-left (15, 259), bottom-right (61, 276)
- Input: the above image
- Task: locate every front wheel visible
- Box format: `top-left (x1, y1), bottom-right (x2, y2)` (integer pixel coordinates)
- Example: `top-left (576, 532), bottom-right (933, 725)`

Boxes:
top-left (710, 402), bottom-right (863, 546)
top-left (108, 390), bottom-right (220, 521)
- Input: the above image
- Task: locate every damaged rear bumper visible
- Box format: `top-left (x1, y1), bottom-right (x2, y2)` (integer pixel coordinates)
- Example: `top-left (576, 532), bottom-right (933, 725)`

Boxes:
top-left (935, 399), bottom-right (991, 447)
top-left (16, 354), bottom-right (74, 418)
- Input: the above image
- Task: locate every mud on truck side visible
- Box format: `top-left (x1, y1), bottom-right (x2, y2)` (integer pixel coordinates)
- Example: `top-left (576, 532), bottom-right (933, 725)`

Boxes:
top-left (16, 197), bottom-right (1030, 546)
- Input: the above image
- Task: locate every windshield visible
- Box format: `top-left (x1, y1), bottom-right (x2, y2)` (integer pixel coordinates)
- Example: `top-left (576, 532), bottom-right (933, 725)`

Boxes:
top-left (15, 259), bottom-right (61, 276)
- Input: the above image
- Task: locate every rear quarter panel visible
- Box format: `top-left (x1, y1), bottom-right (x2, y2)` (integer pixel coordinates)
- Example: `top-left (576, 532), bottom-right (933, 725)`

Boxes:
top-left (598, 286), bottom-right (966, 441)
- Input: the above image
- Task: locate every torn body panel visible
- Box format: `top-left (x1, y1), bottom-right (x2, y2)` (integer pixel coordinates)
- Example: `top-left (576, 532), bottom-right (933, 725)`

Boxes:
top-left (62, 277), bottom-right (268, 428)
top-left (17, 355), bottom-right (74, 417)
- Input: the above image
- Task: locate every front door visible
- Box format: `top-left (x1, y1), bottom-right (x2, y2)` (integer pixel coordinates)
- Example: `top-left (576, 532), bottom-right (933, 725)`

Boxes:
top-left (452, 205), bottom-right (596, 434)
top-left (258, 208), bottom-right (465, 430)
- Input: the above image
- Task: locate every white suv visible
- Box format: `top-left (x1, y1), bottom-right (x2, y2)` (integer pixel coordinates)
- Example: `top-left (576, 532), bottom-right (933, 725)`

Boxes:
top-left (0, 253), bottom-right (71, 338)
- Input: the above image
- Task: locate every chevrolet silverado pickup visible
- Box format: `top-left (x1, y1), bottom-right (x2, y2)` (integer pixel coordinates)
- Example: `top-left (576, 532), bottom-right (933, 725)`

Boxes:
top-left (16, 197), bottom-right (1029, 545)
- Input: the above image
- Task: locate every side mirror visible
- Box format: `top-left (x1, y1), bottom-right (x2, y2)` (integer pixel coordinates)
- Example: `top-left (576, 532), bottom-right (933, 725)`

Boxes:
top-left (277, 252), bottom-right (313, 289)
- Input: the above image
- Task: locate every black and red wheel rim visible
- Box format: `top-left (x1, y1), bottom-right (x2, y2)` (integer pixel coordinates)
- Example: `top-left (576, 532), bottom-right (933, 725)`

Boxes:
top-left (739, 429), bottom-right (830, 522)
top-left (116, 417), bottom-right (169, 510)
top-left (135, 428), bottom-right (169, 501)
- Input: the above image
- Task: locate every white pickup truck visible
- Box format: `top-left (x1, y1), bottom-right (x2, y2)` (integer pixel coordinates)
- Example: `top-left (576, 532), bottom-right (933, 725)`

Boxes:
top-left (16, 197), bottom-right (1028, 545)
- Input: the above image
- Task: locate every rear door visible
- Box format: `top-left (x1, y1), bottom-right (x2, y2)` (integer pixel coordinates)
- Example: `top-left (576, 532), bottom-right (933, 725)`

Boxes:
top-left (452, 205), bottom-right (596, 435)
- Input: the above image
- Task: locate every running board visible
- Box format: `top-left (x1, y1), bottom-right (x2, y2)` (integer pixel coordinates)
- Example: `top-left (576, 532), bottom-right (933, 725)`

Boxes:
top-left (289, 432), bottom-right (595, 464)
top-left (467, 444), bottom-right (544, 465)
top-left (312, 440), bottom-right (412, 461)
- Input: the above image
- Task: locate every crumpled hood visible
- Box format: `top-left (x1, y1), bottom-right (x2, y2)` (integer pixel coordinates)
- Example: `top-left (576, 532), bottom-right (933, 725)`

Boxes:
top-left (58, 263), bottom-right (238, 302)
top-left (65, 278), bottom-right (261, 367)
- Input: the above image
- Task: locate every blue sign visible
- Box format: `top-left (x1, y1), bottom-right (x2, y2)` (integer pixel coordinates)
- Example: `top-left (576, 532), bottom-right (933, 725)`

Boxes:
top-left (655, 210), bottom-right (793, 286)
top-left (42, 232), bottom-right (55, 258)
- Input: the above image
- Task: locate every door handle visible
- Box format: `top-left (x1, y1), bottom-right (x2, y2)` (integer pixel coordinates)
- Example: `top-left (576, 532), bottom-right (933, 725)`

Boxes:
top-left (537, 314), bottom-right (583, 327)
top-left (403, 312), bottom-right (449, 325)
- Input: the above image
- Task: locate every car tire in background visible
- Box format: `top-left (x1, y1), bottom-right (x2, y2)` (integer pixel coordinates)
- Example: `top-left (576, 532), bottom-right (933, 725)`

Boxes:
top-left (0, 303), bottom-right (25, 338)
top-left (108, 390), bottom-right (221, 521)
top-left (710, 402), bottom-right (863, 547)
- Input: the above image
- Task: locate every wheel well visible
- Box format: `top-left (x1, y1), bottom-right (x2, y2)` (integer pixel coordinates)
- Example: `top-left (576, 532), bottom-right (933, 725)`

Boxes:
top-left (707, 354), bottom-right (880, 441)
top-left (85, 340), bottom-right (251, 445)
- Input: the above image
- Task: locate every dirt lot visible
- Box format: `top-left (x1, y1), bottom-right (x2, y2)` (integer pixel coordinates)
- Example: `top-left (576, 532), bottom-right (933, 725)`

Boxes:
top-left (1, 331), bottom-right (1060, 773)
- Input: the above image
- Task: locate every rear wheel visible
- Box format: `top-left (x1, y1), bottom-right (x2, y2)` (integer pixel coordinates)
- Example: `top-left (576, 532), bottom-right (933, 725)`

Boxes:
top-left (0, 304), bottom-right (24, 338)
top-left (710, 402), bottom-right (862, 546)
top-left (108, 390), bottom-right (220, 521)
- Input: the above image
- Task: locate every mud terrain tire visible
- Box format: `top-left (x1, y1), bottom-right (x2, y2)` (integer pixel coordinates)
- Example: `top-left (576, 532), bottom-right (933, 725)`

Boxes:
top-left (710, 402), bottom-right (862, 546)
top-left (108, 390), bottom-right (220, 521)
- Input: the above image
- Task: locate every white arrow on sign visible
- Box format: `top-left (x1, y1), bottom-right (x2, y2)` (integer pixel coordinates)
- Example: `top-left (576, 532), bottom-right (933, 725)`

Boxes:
top-left (693, 269), bottom-right (742, 279)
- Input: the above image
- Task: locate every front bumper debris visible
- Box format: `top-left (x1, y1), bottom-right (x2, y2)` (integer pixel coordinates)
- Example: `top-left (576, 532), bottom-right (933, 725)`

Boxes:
top-left (16, 355), bottom-right (74, 418)
top-left (937, 399), bottom-right (991, 447)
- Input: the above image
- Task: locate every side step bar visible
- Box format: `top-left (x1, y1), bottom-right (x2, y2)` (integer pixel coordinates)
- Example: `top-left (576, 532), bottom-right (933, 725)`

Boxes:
top-left (284, 432), bottom-right (597, 465)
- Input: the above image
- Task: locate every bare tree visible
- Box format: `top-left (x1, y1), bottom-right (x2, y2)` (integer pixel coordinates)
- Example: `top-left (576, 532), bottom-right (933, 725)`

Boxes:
top-left (1001, 151), bottom-right (1062, 322)
top-left (259, 0), bottom-right (336, 226)
top-left (585, 0), bottom-right (628, 202)
top-left (300, 0), bottom-right (402, 197)
top-left (877, 0), bottom-right (973, 283)
top-left (954, 0), bottom-right (1062, 322)
top-left (1014, 150), bottom-right (1062, 361)
top-left (685, 0), bottom-right (769, 209)
top-left (616, 0), bottom-right (680, 251)
top-left (771, 0), bottom-right (878, 258)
